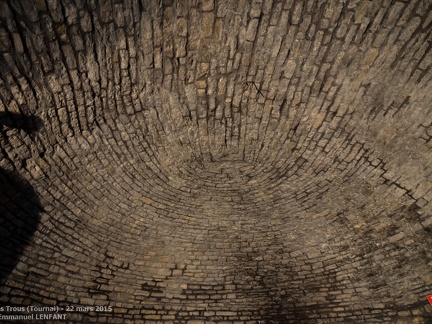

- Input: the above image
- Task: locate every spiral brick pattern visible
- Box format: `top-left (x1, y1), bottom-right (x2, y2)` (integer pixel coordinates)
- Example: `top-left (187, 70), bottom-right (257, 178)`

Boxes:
top-left (0, 0), bottom-right (432, 322)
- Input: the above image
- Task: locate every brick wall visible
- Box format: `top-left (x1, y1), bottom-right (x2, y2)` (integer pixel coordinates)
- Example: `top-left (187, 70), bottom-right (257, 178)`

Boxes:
top-left (0, 0), bottom-right (431, 322)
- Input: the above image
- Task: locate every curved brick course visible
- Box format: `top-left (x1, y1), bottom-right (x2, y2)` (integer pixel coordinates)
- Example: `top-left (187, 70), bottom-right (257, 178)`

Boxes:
top-left (0, 0), bottom-right (431, 323)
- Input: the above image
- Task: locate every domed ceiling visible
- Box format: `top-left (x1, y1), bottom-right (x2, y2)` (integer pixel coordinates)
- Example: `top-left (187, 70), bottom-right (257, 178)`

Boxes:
top-left (0, 0), bottom-right (431, 322)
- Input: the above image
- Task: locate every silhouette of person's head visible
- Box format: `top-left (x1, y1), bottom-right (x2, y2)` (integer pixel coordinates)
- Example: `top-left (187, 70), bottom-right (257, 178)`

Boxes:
top-left (0, 111), bottom-right (43, 134)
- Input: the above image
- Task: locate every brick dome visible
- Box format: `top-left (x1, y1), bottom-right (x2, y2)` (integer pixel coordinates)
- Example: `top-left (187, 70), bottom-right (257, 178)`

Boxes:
top-left (0, 0), bottom-right (431, 322)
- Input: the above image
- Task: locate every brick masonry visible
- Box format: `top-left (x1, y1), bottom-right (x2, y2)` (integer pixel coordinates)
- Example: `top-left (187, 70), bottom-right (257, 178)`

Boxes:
top-left (0, 0), bottom-right (431, 323)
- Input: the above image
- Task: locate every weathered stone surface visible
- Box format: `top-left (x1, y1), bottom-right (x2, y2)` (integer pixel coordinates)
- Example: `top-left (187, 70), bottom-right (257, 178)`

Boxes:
top-left (0, 0), bottom-right (431, 323)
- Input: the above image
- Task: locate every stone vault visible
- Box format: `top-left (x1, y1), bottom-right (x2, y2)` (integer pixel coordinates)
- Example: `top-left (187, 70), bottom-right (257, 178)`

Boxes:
top-left (0, 0), bottom-right (432, 323)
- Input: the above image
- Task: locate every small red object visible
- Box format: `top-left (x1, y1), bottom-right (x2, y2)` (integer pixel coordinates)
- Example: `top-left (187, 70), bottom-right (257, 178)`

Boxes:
top-left (427, 295), bottom-right (432, 305)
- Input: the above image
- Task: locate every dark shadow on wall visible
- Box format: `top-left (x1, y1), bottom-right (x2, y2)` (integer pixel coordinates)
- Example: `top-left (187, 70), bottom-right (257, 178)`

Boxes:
top-left (0, 111), bottom-right (44, 135)
top-left (0, 111), bottom-right (43, 286)
top-left (0, 169), bottom-right (43, 285)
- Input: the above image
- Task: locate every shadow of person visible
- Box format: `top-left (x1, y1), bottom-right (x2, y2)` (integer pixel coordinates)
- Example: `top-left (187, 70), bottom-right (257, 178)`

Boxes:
top-left (0, 111), bottom-right (44, 286)
top-left (0, 111), bottom-right (44, 134)
top-left (0, 169), bottom-right (43, 286)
